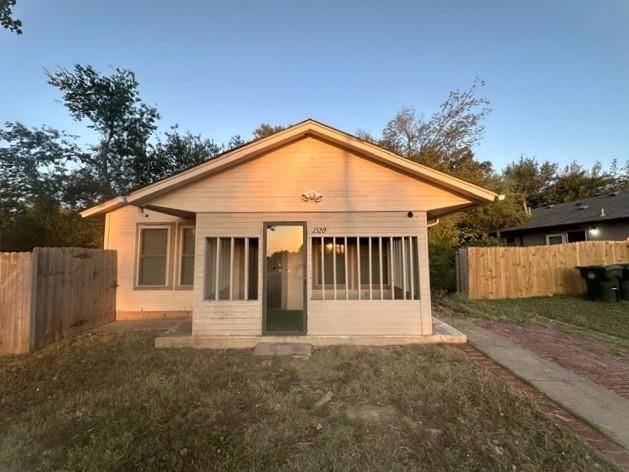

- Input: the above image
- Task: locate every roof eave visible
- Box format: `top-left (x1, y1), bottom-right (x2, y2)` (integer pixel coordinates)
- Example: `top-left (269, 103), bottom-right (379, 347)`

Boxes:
top-left (80, 119), bottom-right (498, 217)
top-left (502, 214), bottom-right (629, 234)
top-left (80, 196), bottom-right (127, 218)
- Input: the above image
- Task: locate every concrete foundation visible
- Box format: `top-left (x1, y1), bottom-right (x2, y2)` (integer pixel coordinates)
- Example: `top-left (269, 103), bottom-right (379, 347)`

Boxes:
top-left (154, 318), bottom-right (466, 349)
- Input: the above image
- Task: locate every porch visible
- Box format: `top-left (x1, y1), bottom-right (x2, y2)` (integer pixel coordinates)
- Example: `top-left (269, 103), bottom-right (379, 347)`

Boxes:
top-left (154, 317), bottom-right (466, 349)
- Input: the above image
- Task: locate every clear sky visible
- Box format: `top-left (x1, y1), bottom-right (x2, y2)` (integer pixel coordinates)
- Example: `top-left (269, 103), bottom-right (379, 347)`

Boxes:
top-left (2, 0), bottom-right (628, 171)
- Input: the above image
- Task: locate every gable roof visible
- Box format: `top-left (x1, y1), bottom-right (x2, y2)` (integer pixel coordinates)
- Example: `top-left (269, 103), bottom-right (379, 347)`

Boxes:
top-left (502, 191), bottom-right (629, 233)
top-left (81, 119), bottom-right (498, 218)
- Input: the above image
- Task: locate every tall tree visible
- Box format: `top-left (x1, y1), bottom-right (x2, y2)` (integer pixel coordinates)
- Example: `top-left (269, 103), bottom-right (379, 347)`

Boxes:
top-left (378, 79), bottom-right (491, 174)
top-left (139, 126), bottom-right (223, 186)
top-left (227, 134), bottom-right (246, 149)
top-left (47, 65), bottom-right (160, 201)
top-left (0, 122), bottom-right (101, 251)
top-left (610, 159), bottom-right (629, 191)
top-left (0, 0), bottom-right (21, 34)
top-left (0, 198), bottom-right (102, 251)
top-left (503, 156), bottom-right (558, 210)
top-left (253, 123), bottom-right (286, 139)
top-left (542, 161), bottom-right (617, 204)
top-left (0, 122), bottom-right (80, 214)
top-left (421, 79), bottom-right (490, 159)
top-left (381, 107), bottom-right (424, 159)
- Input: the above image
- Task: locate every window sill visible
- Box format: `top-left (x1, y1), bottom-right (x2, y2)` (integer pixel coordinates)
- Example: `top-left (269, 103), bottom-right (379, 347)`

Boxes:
top-left (134, 285), bottom-right (173, 291)
top-left (202, 299), bottom-right (260, 303)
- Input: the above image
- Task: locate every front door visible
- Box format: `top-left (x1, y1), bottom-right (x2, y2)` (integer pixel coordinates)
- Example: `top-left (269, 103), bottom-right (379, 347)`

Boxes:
top-left (263, 223), bottom-right (306, 335)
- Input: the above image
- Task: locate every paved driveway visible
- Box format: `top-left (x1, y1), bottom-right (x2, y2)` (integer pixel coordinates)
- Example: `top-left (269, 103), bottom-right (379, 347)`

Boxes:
top-left (452, 319), bottom-right (629, 452)
top-left (478, 321), bottom-right (629, 399)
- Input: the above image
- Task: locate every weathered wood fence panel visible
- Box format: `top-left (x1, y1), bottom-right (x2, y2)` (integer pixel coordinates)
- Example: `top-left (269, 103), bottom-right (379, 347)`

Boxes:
top-left (456, 241), bottom-right (629, 299)
top-left (0, 252), bottom-right (34, 354)
top-left (0, 248), bottom-right (116, 354)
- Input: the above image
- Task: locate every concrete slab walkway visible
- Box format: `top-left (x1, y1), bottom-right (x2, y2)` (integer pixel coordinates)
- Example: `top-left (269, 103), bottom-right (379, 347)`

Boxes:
top-left (455, 320), bottom-right (629, 451)
top-left (92, 317), bottom-right (190, 333)
top-left (252, 343), bottom-right (312, 358)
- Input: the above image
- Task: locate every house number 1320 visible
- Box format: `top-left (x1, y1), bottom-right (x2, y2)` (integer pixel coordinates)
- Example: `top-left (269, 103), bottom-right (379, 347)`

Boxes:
top-left (312, 227), bottom-right (327, 234)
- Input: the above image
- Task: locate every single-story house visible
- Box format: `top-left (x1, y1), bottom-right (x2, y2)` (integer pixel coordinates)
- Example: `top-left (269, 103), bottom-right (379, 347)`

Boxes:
top-left (82, 119), bottom-right (497, 345)
top-left (501, 191), bottom-right (629, 246)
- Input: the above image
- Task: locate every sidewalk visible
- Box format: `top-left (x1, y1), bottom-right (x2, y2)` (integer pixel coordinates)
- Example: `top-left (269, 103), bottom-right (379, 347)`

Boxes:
top-left (453, 319), bottom-right (629, 451)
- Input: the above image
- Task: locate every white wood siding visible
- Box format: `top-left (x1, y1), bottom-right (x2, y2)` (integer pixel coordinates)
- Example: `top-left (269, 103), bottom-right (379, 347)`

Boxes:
top-left (151, 136), bottom-right (472, 214)
top-left (193, 212), bottom-right (431, 337)
top-left (105, 205), bottom-right (193, 316)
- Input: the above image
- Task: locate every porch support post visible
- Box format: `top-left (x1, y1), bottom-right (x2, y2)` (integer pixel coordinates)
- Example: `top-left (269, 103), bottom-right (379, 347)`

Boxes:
top-left (244, 237), bottom-right (249, 301)
top-left (333, 237), bottom-right (337, 300)
top-left (417, 213), bottom-right (432, 335)
top-left (379, 237), bottom-right (383, 300)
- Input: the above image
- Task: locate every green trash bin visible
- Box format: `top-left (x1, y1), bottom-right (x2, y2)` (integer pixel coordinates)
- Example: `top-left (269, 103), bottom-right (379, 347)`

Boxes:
top-left (619, 263), bottom-right (629, 301)
top-left (577, 265), bottom-right (623, 302)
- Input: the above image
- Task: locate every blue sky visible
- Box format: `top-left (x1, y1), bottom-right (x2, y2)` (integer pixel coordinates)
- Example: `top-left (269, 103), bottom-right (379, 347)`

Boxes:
top-left (2, 0), bottom-right (628, 171)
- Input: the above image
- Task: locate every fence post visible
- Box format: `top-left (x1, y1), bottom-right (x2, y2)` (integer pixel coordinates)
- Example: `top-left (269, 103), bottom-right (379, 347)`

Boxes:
top-left (455, 247), bottom-right (469, 296)
top-left (28, 248), bottom-right (39, 353)
top-left (455, 248), bottom-right (461, 293)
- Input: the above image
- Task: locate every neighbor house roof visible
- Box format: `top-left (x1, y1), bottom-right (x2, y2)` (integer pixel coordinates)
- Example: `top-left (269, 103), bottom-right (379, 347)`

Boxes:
top-left (81, 119), bottom-right (498, 218)
top-left (502, 191), bottom-right (629, 233)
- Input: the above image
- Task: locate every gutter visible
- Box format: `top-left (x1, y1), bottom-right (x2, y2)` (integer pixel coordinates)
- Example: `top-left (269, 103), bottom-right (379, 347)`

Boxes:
top-left (80, 196), bottom-right (128, 218)
top-left (427, 218), bottom-right (440, 228)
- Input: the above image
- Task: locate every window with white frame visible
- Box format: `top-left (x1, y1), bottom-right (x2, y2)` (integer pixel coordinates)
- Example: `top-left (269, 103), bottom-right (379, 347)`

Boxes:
top-left (545, 233), bottom-right (566, 245)
top-left (178, 226), bottom-right (195, 286)
top-left (137, 226), bottom-right (171, 287)
top-left (205, 237), bottom-right (259, 300)
top-left (312, 236), bottom-right (420, 300)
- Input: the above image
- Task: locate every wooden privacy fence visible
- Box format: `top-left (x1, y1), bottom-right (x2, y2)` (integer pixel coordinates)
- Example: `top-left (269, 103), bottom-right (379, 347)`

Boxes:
top-left (0, 248), bottom-right (116, 355)
top-left (456, 241), bottom-right (629, 299)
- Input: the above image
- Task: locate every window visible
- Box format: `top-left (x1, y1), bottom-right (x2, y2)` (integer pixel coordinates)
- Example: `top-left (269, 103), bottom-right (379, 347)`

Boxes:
top-left (205, 237), bottom-right (259, 300)
top-left (312, 236), bottom-right (420, 300)
top-left (178, 226), bottom-right (195, 286)
top-left (567, 230), bottom-right (586, 242)
top-left (546, 233), bottom-right (566, 245)
top-left (137, 226), bottom-right (171, 287)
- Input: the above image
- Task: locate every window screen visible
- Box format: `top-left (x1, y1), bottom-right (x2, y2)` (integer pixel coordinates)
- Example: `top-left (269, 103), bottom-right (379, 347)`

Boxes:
top-left (138, 227), bottom-right (169, 286)
top-left (179, 227), bottom-right (195, 286)
top-left (205, 237), bottom-right (259, 300)
top-left (312, 236), bottom-right (419, 300)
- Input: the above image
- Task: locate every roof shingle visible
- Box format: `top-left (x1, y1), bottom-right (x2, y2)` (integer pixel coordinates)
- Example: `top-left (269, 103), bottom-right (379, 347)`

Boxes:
top-left (502, 191), bottom-right (629, 233)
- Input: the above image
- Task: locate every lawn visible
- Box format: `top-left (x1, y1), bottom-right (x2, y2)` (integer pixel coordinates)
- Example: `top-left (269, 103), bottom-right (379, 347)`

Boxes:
top-left (0, 332), bottom-right (618, 471)
top-left (441, 295), bottom-right (629, 345)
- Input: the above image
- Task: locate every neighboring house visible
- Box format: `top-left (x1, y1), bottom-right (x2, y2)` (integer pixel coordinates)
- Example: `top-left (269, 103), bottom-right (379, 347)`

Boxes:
top-left (501, 191), bottom-right (629, 246)
top-left (82, 119), bottom-right (496, 342)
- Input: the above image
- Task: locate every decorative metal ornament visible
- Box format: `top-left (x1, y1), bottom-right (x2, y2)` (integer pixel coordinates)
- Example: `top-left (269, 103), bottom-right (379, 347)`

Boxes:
top-left (301, 190), bottom-right (323, 202)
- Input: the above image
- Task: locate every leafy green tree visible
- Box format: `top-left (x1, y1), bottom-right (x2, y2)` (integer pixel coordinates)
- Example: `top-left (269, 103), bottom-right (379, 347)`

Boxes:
top-left (0, 122), bottom-right (101, 250)
top-left (0, 197), bottom-right (102, 251)
top-left (379, 79), bottom-right (491, 173)
top-left (541, 161), bottom-right (617, 205)
top-left (227, 134), bottom-right (246, 149)
top-left (458, 178), bottom-right (529, 240)
top-left (355, 129), bottom-right (377, 143)
top-left (503, 156), bottom-right (558, 209)
top-left (139, 126), bottom-right (222, 186)
top-left (0, 122), bottom-right (80, 214)
top-left (47, 65), bottom-right (160, 200)
top-left (610, 159), bottom-right (629, 190)
top-left (0, 0), bottom-right (21, 34)
top-left (253, 123), bottom-right (286, 140)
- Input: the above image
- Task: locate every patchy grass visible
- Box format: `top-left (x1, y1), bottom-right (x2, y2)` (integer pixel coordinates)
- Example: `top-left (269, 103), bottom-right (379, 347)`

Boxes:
top-left (441, 294), bottom-right (629, 345)
top-left (0, 332), bottom-right (619, 472)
